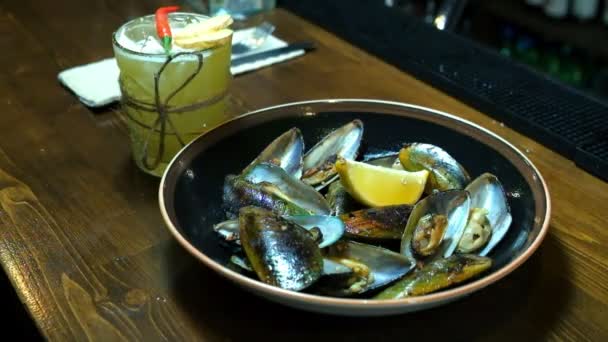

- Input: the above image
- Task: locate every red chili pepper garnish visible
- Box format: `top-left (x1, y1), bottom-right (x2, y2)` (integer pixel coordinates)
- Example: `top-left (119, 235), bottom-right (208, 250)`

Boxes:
top-left (155, 5), bottom-right (180, 53)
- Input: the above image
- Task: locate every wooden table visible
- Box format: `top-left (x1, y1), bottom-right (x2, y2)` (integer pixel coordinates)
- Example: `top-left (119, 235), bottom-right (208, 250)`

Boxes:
top-left (1, 1), bottom-right (606, 341)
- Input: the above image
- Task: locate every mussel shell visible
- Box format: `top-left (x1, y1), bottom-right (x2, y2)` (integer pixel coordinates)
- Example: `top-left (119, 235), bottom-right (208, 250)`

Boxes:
top-left (214, 214), bottom-right (345, 248)
top-left (321, 240), bottom-right (415, 294)
top-left (325, 180), bottom-right (363, 216)
top-left (285, 215), bottom-right (345, 248)
top-left (229, 254), bottom-right (352, 277)
top-left (465, 173), bottom-right (513, 256)
top-left (373, 254), bottom-right (492, 299)
top-left (364, 153), bottom-right (403, 170)
top-left (242, 127), bottom-right (304, 178)
top-left (322, 258), bottom-right (354, 276)
top-left (239, 206), bottom-right (323, 291)
top-left (230, 254), bottom-right (253, 272)
top-left (301, 119), bottom-right (364, 190)
top-left (222, 175), bottom-right (310, 218)
top-left (310, 257), bottom-right (373, 297)
top-left (400, 190), bottom-right (471, 262)
top-left (243, 163), bottom-right (331, 215)
top-left (339, 204), bottom-right (413, 240)
top-left (399, 143), bottom-right (470, 192)
top-left (214, 219), bottom-right (241, 243)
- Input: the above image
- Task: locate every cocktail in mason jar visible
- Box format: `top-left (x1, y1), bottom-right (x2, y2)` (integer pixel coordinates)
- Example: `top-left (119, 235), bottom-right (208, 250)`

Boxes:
top-left (112, 8), bottom-right (233, 176)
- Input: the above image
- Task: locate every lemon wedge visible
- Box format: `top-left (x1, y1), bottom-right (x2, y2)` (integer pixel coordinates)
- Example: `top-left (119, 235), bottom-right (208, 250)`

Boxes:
top-left (335, 157), bottom-right (429, 207)
top-left (173, 14), bottom-right (234, 40)
top-left (174, 28), bottom-right (233, 50)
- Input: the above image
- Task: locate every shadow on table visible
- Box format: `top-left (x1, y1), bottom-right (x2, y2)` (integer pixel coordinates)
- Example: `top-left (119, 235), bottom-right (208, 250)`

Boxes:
top-left (169, 232), bottom-right (569, 341)
top-left (0, 269), bottom-right (43, 340)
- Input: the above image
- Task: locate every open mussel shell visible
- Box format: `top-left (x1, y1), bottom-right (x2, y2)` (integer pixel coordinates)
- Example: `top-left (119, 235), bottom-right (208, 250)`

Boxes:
top-left (373, 254), bottom-right (492, 299)
top-left (242, 127), bottom-right (304, 178)
top-left (239, 206), bottom-right (323, 291)
top-left (214, 214), bottom-right (344, 248)
top-left (230, 254), bottom-right (353, 278)
top-left (364, 153), bottom-right (403, 170)
top-left (243, 163), bottom-right (331, 215)
top-left (315, 240), bottom-right (416, 296)
top-left (214, 219), bottom-right (241, 243)
top-left (222, 175), bottom-right (311, 218)
top-left (301, 119), bottom-right (364, 190)
top-left (460, 173), bottom-right (513, 256)
top-left (400, 190), bottom-right (471, 262)
top-left (340, 204), bottom-right (413, 240)
top-left (399, 143), bottom-right (470, 192)
top-left (285, 215), bottom-right (345, 248)
top-left (322, 258), bottom-right (353, 275)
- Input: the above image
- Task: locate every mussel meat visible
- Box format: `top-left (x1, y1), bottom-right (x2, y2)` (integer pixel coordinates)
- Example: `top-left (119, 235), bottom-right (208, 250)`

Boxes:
top-left (456, 208), bottom-right (491, 253)
top-left (411, 213), bottom-right (448, 257)
top-left (457, 173), bottom-right (512, 256)
top-left (401, 190), bottom-right (471, 263)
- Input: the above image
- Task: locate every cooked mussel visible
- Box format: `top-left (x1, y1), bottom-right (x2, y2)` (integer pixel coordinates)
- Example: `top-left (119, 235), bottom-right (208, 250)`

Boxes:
top-left (242, 127), bottom-right (305, 178)
top-left (340, 204), bottom-right (413, 240)
top-left (410, 213), bottom-right (448, 257)
top-left (229, 253), bottom-right (354, 278)
top-left (222, 175), bottom-right (310, 218)
top-left (364, 153), bottom-right (403, 170)
top-left (399, 143), bottom-right (470, 192)
top-left (312, 257), bottom-right (374, 297)
top-left (457, 208), bottom-right (491, 253)
top-left (457, 173), bottom-right (513, 255)
top-left (373, 254), bottom-right (492, 299)
top-left (214, 118), bottom-right (509, 300)
top-left (223, 163), bottom-right (331, 218)
top-left (243, 163), bottom-right (331, 215)
top-left (301, 119), bottom-right (364, 190)
top-left (214, 219), bottom-right (241, 243)
top-left (400, 190), bottom-right (471, 263)
top-left (215, 214), bottom-right (344, 248)
top-left (325, 180), bottom-right (362, 215)
top-left (285, 215), bottom-right (345, 248)
top-left (239, 206), bottom-right (324, 291)
top-left (313, 240), bottom-right (415, 296)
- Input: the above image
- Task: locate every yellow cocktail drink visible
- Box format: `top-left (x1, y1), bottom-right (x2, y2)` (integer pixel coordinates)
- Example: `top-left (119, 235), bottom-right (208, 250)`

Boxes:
top-left (112, 12), bottom-right (232, 176)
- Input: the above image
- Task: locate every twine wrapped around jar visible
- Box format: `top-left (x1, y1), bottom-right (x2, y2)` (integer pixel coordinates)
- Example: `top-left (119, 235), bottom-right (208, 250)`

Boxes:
top-left (118, 51), bottom-right (228, 170)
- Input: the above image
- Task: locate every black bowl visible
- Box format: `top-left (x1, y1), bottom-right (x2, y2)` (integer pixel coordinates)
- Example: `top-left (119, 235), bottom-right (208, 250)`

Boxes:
top-left (159, 99), bottom-right (550, 316)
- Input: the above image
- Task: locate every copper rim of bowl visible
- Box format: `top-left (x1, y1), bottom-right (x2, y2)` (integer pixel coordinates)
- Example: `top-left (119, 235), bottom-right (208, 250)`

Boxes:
top-left (158, 98), bottom-right (551, 309)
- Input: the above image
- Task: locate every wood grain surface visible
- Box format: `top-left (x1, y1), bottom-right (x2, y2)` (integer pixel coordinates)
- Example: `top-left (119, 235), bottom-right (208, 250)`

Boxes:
top-left (0, 0), bottom-right (606, 341)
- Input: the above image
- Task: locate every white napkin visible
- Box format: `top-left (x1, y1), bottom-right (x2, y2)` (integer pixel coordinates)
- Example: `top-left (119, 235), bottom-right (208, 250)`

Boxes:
top-left (58, 28), bottom-right (305, 108)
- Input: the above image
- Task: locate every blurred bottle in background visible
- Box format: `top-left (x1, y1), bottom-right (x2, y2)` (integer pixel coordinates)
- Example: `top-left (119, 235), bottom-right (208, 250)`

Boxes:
top-left (572, 0), bottom-right (600, 21)
top-left (525, 0), bottom-right (605, 22)
top-left (208, 0), bottom-right (276, 20)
